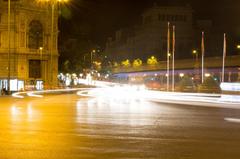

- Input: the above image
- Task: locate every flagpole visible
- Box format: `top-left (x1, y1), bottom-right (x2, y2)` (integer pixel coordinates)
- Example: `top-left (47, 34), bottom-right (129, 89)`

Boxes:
top-left (222, 33), bottom-right (226, 83)
top-left (172, 25), bottom-right (175, 92)
top-left (167, 22), bottom-right (170, 91)
top-left (201, 32), bottom-right (205, 84)
top-left (7, 0), bottom-right (11, 94)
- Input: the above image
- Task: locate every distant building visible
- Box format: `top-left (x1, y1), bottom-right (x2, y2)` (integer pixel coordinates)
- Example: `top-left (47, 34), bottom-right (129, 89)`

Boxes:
top-left (105, 4), bottom-right (194, 62)
top-left (0, 0), bottom-right (59, 91)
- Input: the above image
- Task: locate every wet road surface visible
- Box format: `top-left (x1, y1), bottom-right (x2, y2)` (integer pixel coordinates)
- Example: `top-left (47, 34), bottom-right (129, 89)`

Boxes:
top-left (1, 93), bottom-right (240, 159)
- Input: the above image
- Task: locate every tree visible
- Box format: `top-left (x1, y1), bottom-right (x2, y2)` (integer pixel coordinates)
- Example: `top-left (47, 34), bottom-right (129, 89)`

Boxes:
top-left (147, 56), bottom-right (158, 65)
top-left (133, 58), bottom-right (143, 68)
top-left (62, 60), bottom-right (70, 73)
top-left (93, 61), bottom-right (102, 70)
top-left (121, 59), bottom-right (131, 68)
top-left (113, 62), bottom-right (119, 67)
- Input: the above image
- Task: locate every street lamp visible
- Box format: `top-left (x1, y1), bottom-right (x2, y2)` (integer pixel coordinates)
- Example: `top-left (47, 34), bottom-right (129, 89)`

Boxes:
top-left (192, 49), bottom-right (199, 63)
top-left (38, 0), bottom-right (69, 88)
top-left (237, 45), bottom-right (240, 49)
top-left (91, 49), bottom-right (96, 69)
top-left (205, 73), bottom-right (211, 77)
top-left (7, 0), bottom-right (11, 94)
top-left (39, 47), bottom-right (43, 60)
top-left (192, 49), bottom-right (200, 83)
top-left (179, 73), bottom-right (184, 78)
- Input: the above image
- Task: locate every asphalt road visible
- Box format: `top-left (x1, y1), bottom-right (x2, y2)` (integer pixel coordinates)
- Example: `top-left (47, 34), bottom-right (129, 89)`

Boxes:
top-left (1, 93), bottom-right (240, 159)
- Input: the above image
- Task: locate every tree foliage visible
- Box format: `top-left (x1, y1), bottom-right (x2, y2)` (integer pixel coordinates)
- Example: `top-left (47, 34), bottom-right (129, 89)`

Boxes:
top-left (133, 58), bottom-right (143, 68)
top-left (147, 56), bottom-right (158, 65)
top-left (121, 59), bottom-right (131, 67)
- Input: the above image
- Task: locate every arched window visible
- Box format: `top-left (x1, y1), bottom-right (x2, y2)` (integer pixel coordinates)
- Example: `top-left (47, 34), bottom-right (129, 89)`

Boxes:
top-left (28, 20), bottom-right (43, 49)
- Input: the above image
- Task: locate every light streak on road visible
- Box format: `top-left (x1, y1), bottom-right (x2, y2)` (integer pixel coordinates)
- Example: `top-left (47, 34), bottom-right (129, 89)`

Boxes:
top-left (76, 79), bottom-right (240, 109)
top-left (27, 92), bottom-right (43, 98)
top-left (12, 79), bottom-right (240, 110)
top-left (12, 91), bottom-right (26, 98)
top-left (11, 105), bottom-right (19, 116)
top-left (12, 88), bottom-right (91, 99)
top-left (224, 118), bottom-right (240, 123)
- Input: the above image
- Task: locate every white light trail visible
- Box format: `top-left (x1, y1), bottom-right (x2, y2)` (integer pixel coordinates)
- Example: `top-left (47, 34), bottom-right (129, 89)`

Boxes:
top-left (12, 92), bottom-right (26, 98)
top-left (11, 79), bottom-right (240, 110)
top-left (27, 92), bottom-right (43, 98)
top-left (224, 118), bottom-right (240, 123)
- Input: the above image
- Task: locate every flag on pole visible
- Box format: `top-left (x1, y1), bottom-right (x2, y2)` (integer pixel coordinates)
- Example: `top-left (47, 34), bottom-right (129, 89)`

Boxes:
top-left (222, 33), bottom-right (227, 83)
top-left (201, 32), bottom-right (205, 84)
top-left (167, 22), bottom-right (170, 91)
top-left (172, 25), bottom-right (175, 92)
top-left (167, 22), bottom-right (170, 55)
top-left (223, 33), bottom-right (226, 59)
top-left (201, 32), bottom-right (205, 57)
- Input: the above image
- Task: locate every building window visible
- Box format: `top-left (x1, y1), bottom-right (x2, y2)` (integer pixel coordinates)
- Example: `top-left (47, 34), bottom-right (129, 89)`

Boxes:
top-left (158, 14), bottom-right (166, 21)
top-left (144, 16), bottom-right (152, 24)
top-left (20, 32), bottom-right (25, 47)
top-left (176, 15), bottom-right (180, 21)
top-left (183, 15), bottom-right (187, 22)
top-left (29, 60), bottom-right (41, 78)
top-left (28, 20), bottom-right (43, 49)
top-left (166, 15), bottom-right (170, 21)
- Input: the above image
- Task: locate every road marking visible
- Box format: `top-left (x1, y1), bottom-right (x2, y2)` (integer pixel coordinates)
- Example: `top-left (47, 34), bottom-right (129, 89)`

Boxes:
top-left (12, 92), bottom-right (26, 98)
top-left (224, 118), bottom-right (240, 123)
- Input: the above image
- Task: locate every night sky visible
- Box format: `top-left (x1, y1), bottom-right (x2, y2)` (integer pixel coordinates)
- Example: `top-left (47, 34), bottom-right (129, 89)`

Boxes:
top-left (60, 0), bottom-right (240, 47)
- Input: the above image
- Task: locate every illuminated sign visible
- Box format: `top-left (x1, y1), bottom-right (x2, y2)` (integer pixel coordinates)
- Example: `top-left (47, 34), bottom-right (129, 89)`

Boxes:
top-left (220, 83), bottom-right (240, 92)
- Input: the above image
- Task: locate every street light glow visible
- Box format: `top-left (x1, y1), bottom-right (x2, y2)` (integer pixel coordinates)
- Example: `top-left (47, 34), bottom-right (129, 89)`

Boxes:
top-left (205, 73), bottom-right (211, 77)
top-left (192, 50), bottom-right (197, 54)
top-left (179, 73), bottom-right (184, 78)
top-left (37, 0), bottom-right (69, 2)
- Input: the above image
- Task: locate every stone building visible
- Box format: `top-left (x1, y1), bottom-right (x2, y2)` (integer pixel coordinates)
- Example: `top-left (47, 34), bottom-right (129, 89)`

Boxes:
top-left (105, 4), bottom-right (193, 62)
top-left (0, 0), bottom-right (58, 91)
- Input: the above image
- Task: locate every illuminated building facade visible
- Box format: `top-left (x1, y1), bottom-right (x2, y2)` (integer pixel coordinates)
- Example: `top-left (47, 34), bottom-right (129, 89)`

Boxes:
top-left (0, 0), bottom-right (58, 91)
top-left (105, 5), bottom-right (193, 61)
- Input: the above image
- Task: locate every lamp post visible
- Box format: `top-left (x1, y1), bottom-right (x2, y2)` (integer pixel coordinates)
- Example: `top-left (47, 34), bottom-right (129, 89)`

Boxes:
top-left (39, 47), bottom-right (43, 60)
top-left (192, 49), bottom-right (201, 84)
top-left (192, 50), bottom-right (198, 62)
top-left (91, 49), bottom-right (96, 69)
top-left (7, 0), bottom-right (11, 94)
top-left (50, 2), bottom-right (54, 88)
top-left (237, 45), bottom-right (240, 50)
top-left (39, 0), bottom-right (69, 88)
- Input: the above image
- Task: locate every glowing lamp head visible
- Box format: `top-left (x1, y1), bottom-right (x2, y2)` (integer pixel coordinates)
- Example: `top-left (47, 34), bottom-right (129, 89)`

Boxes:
top-left (205, 73), bottom-right (211, 77)
top-left (179, 73), bottom-right (184, 78)
top-left (192, 50), bottom-right (197, 54)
